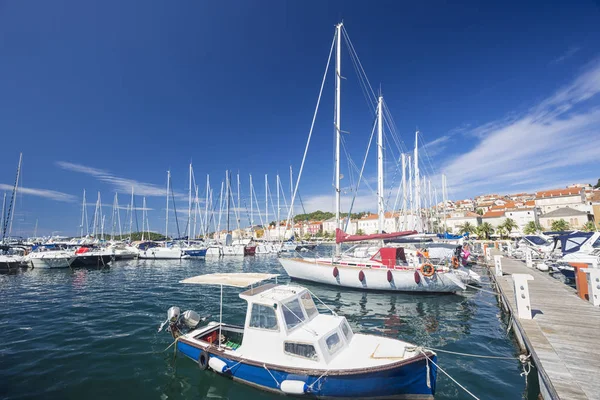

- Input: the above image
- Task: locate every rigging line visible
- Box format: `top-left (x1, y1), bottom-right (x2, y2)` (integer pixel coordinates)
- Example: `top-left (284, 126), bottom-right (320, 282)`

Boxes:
top-left (251, 185), bottom-right (266, 228)
top-left (341, 26), bottom-right (378, 107)
top-left (344, 117), bottom-right (376, 229)
top-left (170, 178), bottom-right (181, 239)
top-left (342, 28), bottom-right (377, 116)
top-left (283, 27), bottom-right (336, 232)
top-left (381, 101), bottom-right (408, 155)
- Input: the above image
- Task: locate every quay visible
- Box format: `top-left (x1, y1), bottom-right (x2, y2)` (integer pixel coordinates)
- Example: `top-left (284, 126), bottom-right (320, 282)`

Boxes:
top-left (488, 250), bottom-right (600, 399)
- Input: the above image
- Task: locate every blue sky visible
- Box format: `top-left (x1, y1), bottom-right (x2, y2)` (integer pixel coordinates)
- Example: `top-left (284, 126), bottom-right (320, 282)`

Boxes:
top-left (1, 0), bottom-right (600, 237)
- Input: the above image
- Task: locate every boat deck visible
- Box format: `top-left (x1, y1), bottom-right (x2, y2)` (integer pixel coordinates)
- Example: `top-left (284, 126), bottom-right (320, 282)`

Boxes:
top-left (489, 250), bottom-right (600, 399)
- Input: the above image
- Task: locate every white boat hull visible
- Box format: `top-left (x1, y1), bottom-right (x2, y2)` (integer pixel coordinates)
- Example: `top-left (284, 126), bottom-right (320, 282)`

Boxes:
top-left (30, 255), bottom-right (74, 269)
top-left (137, 247), bottom-right (189, 259)
top-left (278, 258), bottom-right (465, 293)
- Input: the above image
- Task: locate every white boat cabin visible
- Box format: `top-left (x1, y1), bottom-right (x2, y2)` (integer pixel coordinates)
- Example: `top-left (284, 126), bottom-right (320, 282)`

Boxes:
top-left (237, 284), bottom-right (354, 367)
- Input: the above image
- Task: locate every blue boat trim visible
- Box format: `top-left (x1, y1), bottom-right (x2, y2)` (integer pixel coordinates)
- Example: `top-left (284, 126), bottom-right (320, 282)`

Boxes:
top-left (176, 338), bottom-right (436, 398)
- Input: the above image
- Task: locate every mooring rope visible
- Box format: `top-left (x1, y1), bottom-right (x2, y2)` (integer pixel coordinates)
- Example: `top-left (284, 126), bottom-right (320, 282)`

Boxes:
top-left (424, 347), bottom-right (518, 360)
top-left (419, 349), bottom-right (480, 400)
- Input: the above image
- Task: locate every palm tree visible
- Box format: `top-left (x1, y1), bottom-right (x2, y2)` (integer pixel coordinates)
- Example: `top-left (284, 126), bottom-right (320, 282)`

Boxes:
top-left (477, 222), bottom-right (494, 239)
top-left (551, 219), bottom-right (570, 232)
top-left (583, 221), bottom-right (597, 232)
top-left (523, 221), bottom-right (541, 235)
top-left (502, 218), bottom-right (519, 236)
top-left (496, 225), bottom-right (507, 239)
top-left (458, 222), bottom-right (476, 235)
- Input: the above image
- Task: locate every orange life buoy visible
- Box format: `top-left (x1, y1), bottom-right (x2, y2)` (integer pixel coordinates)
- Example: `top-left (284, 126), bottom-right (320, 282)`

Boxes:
top-left (451, 256), bottom-right (460, 269)
top-left (420, 263), bottom-right (435, 277)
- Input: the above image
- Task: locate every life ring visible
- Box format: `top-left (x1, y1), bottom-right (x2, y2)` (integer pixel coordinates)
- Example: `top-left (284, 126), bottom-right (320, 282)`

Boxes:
top-left (451, 256), bottom-right (460, 269)
top-left (198, 350), bottom-right (209, 370)
top-left (420, 263), bottom-right (435, 277)
top-left (332, 266), bottom-right (339, 278)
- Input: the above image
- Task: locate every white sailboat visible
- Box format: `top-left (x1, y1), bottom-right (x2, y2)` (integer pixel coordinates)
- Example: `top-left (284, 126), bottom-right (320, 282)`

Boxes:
top-left (278, 24), bottom-right (465, 293)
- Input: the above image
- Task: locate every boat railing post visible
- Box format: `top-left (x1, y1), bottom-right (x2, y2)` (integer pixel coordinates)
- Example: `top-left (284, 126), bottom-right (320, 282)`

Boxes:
top-left (512, 274), bottom-right (534, 319)
top-left (494, 255), bottom-right (503, 277)
top-left (581, 265), bottom-right (600, 307)
top-left (507, 241), bottom-right (513, 255)
top-left (525, 248), bottom-right (533, 268)
top-left (485, 246), bottom-right (492, 265)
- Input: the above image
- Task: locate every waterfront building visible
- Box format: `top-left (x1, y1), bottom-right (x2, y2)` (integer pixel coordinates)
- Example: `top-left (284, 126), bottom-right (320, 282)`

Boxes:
top-left (538, 207), bottom-right (593, 230)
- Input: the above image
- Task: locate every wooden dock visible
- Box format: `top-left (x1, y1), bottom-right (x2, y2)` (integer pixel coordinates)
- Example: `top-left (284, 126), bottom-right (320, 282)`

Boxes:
top-left (488, 251), bottom-right (600, 399)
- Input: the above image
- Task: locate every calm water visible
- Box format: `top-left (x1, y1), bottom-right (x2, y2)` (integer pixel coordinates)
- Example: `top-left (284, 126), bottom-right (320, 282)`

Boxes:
top-left (1, 247), bottom-right (536, 399)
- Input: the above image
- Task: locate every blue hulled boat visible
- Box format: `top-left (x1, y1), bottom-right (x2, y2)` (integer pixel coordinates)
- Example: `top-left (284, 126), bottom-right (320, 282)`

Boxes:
top-left (159, 273), bottom-right (437, 399)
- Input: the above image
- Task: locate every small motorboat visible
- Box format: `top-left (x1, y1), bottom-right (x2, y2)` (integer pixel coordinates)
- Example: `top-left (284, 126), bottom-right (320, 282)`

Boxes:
top-left (71, 246), bottom-right (112, 267)
top-left (27, 248), bottom-right (75, 269)
top-left (0, 245), bottom-right (26, 270)
top-left (159, 273), bottom-right (437, 398)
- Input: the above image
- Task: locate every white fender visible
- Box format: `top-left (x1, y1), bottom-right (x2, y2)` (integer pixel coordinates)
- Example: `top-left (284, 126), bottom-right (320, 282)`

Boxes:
top-left (280, 380), bottom-right (307, 394)
top-left (208, 357), bottom-right (228, 373)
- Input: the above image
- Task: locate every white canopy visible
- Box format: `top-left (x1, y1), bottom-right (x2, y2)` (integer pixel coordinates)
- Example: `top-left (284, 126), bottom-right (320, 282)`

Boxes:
top-left (180, 273), bottom-right (279, 288)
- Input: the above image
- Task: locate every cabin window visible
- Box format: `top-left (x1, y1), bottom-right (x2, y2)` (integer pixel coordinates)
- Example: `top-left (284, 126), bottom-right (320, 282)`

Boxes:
top-left (249, 304), bottom-right (279, 331)
top-left (591, 236), bottom-right (600, 249)
top-left (282, 298), bottom-right (306, 329)
top-left (325, 332), bottom-right (343, 355)
top-left (284, 342), bottom-right (318, 361)
top-left (341, 320), bottom-right (353, 341)
top-left (300, 292), bottom-right (318, 319)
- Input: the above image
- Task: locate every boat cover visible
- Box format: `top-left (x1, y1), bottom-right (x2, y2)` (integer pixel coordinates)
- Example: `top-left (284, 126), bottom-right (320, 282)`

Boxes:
top-left (335, 228), bottom-right (417, 244)
top-left (180, 273), bottom-right (280, 288)
top-left (556, 232), bottom-right (594, 255)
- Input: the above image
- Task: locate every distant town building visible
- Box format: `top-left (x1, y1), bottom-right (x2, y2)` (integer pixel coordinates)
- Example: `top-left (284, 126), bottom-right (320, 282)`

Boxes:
top-left (481, 210), bottom-right (506, 228)
top-left (445, 211), bottom-right (481, 233)
top-left (538, 207), bottom-right (592, 230)
top-left (534, 188), bottom-right (589, 214)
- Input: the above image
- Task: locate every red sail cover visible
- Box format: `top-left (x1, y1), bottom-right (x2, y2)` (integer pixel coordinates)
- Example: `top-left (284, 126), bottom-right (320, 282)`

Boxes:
top-left (335, 228), bottom-right (418, 244)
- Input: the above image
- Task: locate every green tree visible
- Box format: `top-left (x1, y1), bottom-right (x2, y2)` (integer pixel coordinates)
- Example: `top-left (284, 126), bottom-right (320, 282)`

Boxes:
top-left (458, 222), bottom-right (476, 235)
top-left (356, 229), bottom-right (365, 236)
top-left (523, 221), bottom-right (542, 235)
top-left (496, 225), bottom-right (507, 239)
top-left (583, 221), bottom-right (597, 232)
top-left (476, 222), bottom-right (494, 239)
top-left (501, 218), bottom-right (519, 235)
top-left (476, 208), bottom-right (484, 216)
top-left (594, 178), bottom-right (600, 189)
top-left (551, 219), bottom-right (570, 231)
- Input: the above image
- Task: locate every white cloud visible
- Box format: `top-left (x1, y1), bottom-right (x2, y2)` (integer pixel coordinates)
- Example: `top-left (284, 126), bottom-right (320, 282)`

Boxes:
top-left (0, 184), bottom-right (77, 202)
top-left (56, 161), bottom-right (181, 197)
top-left (550, 46), bottom-right (581, 65)
top-left (441, 59), bottom-right (600, 197)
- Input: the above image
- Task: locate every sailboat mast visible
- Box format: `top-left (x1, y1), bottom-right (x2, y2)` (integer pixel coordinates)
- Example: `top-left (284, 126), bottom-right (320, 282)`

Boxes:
top-left (237, 173), bottom-right (241, 233)
top-left (226, 171), bottom-right (230, 233)
top-left (142, 197), bottom-right (147, 241)
top-left (414, 131), bottom-right (420, 232)
top-left (204, 175), bottom-right (210, 238)
top-left (289, 166), bottom-right (293, 226)
top-left (442, 174), bottom-right (448, 231)
top-left (33, 218), bottom-right (38, 238)
top-left (165, 170), bottom-right (170, 240)
top-left (81, 189), bottom-right (87, 238)
top-left (401, 154), bottom-right (407, 231)
top-left (428, 179), bottom-right (433, 232)
top-left (408, 155), bottom-right (413, 229)
top-left (265, 174), bottom-right (268, 239)
top-left (334, 22), bottom-right (342, 255)
top-left (129, 187), bottom-right (134, 238)
top-left (276, 174), bottom-right (280, 239)
top-left (188, 163), bottom-right (192, 244)
top-left (377, 96), bottom-right (384, 234)
top-left (249, 174), bottom-right (253, 228)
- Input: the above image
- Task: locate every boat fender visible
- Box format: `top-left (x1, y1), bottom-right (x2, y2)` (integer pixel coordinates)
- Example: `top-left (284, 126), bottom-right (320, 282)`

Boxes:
top-left (332, 266), bottom-right (339, 278)
top-left (280, 380), bottom-right (308, 394)
top-left (198, 350), bottom-right (209, 370)
top-left (414, 271), bottom-right (421, 284)
top-left (420, 263), bottom-right (435, 277)
top-left (387, 270), bottom-right (393, 283)
top-left (208, 357), bottom-right (228, 373)
top-left (358, 270), bottom-right (365, 282)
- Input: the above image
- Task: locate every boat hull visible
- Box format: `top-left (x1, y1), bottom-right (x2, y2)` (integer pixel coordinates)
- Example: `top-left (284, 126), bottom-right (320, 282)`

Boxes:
top-left (30, 256), bottom-right (74, 269)
top-left (184, 248), bottom-right (208, 257)
top-left (278, 258), bottom-right (464, 293)
top-left (137, 248), bottom-right (189, 259)
top-left (71, 254), bottom-right (112, 267)
top-left (177, 340), bottom-right (436, 399)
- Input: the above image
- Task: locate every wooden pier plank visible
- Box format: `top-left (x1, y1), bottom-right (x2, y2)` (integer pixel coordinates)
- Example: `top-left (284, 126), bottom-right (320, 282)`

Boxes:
top-left (489, 252), bottom-right (600, 400)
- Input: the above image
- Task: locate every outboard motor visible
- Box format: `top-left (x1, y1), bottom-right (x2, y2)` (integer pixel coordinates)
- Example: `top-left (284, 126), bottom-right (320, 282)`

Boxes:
top-left (167, 306), bottom-right (181, 323)
top-left (181, 310), bottom-right (201, 329)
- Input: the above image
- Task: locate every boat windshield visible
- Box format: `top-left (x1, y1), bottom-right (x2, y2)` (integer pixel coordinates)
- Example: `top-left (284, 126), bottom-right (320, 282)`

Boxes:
top-left (282, 298), bottom-right (306, 329)
top-left (592, 236), bottom-right (600, 249)
top-left (300, 292), bottom-right (318, 319)
top-left (525, 236), bottom-right (549, 246)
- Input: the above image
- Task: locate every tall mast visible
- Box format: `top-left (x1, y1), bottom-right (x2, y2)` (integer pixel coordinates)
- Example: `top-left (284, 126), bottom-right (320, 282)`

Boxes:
top-left (401, 154), bottom-right (407, 231)
top-left (289, 166), bottom-right (293, 226)
top-left (193, 184), bottom-right (199, 239)
top-left (377, 95), bottom-right (384, 233)
top-left (188, 163), bottom-right (192, 244)
top-left (433, 186), bottom-right (439, 233)
top-left (142, 197), bottom-right (147, 241)
top-left (265, 174), bottom-right (268, 239)
top-left (1, 193), bottom-right (6, 238)
top-left (80, 189), bottom-right (87, 238)
top-left (165, 170), bottom-right (170, 240)
top-left (249, 174), bottom-right (253, 228)
top-left (204, 175), bottom-right (210, 239)
top-left (33, 218), bottom-right (38, 238)
top-left (129, 187), bottom-right (134, 238)
top-left (334, 22), bottom-right (342, 255)
top-left (414, 131), bottom-right (420, 232)
top-left (226, 171), bottom-right (230, 233)
top-left (428, 179), bottom-right (433, 232)
top-left (111, 192), bottom-right (117, 240)
top-left (237, 173), bottom-right (241, 233)
top-left (276, 174), bottom-right (280, 239)
top-left (408, 155), bottom-right (413, 229)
